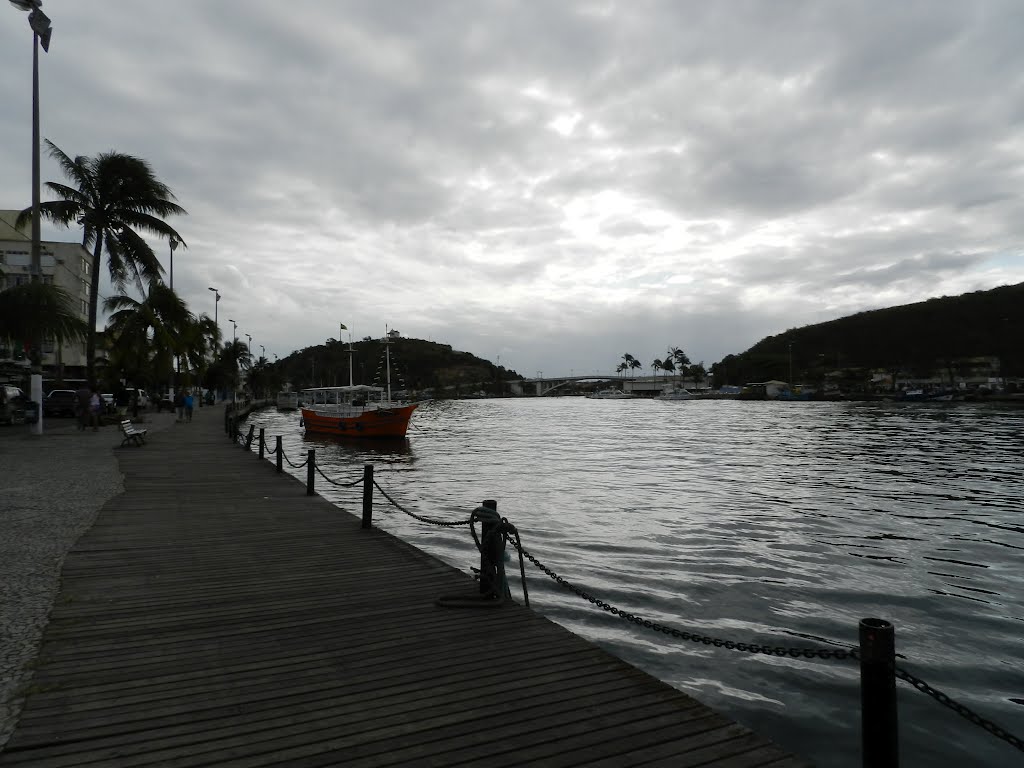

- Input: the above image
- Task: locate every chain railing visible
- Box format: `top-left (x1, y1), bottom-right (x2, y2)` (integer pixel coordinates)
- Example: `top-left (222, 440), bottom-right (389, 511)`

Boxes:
top-left (230, 420), bottom-right (1024, 761)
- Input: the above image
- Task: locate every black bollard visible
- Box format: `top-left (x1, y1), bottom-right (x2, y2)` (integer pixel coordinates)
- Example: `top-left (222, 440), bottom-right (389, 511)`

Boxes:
top-left (860, 618), bottom-right (898, 768)
top-left (276, 436), bottom-right (283, 473)
top-left (246, 424), bottom-right (255, 451)
top-left (306, 449), bottom-right (315, 496)
top-left (258, 428), bottom-right (265, 459)
top-left (361, 464), bottom-right (374, 529)
top-left (478, 500), bottom-right (501, 598)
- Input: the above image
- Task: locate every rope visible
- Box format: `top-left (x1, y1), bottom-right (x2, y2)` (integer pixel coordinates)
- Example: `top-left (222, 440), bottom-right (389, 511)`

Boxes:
top-left (280, 448), bottom-right (308, 469)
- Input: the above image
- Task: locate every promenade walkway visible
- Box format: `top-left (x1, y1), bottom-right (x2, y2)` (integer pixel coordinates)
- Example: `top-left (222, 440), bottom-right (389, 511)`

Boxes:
top-left (0, 403), bottom-right (809, 767)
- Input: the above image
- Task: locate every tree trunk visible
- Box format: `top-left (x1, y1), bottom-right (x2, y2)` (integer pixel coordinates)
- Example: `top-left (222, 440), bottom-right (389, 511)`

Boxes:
top-left (85, 233), bottom-right (104, 384)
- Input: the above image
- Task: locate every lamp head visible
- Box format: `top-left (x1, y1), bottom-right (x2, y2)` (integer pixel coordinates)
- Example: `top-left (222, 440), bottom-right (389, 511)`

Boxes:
top-left (9, 1), bottom-right (40, 12)
top-left (169, 236), bottom-right (179, 253)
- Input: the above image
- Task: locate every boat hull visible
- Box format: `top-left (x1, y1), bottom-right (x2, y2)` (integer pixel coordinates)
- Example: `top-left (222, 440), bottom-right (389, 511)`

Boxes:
top-left (300, 403), bottom-right (419, 438)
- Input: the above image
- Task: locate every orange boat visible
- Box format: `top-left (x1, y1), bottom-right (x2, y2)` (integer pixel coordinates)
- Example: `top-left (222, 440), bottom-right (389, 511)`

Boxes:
top-left (300, 385), bottom-right (419, 438)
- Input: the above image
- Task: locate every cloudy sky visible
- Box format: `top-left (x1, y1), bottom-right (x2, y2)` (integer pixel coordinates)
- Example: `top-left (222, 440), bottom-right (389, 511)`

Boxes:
top-left (2, 1), bottom-right (1022, 377)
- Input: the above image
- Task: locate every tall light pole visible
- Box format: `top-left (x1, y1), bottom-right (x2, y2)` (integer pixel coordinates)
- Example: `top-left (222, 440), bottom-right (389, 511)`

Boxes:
top-left (228, 319), bottom-right (237, 409)
top-left (260, 344), bottom-right (265, 361)
top-left (168, 236), bottom-right (179, 292)
top-left (11, 0), bottom-right (52, 436)
top-left (245, 333), bottom-right (252, 357)
top-left (208, 287), bottom-right (220, 348)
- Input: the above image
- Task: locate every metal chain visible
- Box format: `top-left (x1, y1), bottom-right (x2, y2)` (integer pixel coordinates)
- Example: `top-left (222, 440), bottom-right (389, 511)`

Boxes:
top-left (896, 666), bottom-right (1024, 752)
top-left (280, 448), bottom-right (308, 469)
top-left (314, 463), bottom-right (363, 487)
top-left (371, 480), bottom-right (472, 527)
top-left (511, 541), bottom-right (857, 661)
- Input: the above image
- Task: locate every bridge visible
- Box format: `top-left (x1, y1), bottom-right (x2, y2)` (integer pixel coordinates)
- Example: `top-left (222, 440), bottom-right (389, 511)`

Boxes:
top-left (510, 374), bottom-right (684, 396)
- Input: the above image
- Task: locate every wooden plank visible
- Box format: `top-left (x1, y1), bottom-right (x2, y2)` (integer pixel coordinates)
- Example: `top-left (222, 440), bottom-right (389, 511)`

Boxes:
top-left (0, 405), bottom-right (809, 768)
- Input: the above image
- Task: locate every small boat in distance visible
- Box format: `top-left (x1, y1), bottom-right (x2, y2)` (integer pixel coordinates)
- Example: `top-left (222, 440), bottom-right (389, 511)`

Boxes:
top-left (659, 386), bottom-right (694, 400)
top-left (276, 390), bottom-right (299, 410)
top-left (586, 388), bottom-right (636, 399)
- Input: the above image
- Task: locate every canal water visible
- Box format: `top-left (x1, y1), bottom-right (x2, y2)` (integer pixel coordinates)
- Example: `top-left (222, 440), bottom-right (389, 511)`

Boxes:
top-left (242, 397), bottom-right (1024, 767)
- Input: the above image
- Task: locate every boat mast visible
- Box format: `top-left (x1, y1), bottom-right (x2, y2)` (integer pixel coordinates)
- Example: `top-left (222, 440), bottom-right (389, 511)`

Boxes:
top-left (384, 326), bottom-right (392, 402)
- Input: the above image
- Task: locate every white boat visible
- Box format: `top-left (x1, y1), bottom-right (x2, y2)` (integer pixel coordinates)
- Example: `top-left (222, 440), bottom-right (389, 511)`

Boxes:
top-left (276, 391), bottom-right (299, 410)
top-left (586, 388), bottom-right (636, 399)
top-left (659, 387), bottom-right (694, 400)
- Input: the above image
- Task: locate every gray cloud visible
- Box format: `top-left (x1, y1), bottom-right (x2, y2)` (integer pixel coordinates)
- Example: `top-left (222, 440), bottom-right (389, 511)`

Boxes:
top-left (1, 0), bottom-right (1022, 377)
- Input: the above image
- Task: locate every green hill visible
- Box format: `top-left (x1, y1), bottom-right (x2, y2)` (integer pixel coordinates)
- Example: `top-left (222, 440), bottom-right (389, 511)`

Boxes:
top-left (710, 282), bottom-right (1024, 387)
top-left (278, 337), bottom-right (517, 397)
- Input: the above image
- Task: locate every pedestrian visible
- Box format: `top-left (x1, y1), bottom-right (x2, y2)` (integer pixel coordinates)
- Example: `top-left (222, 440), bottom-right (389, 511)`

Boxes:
top-left (75, 386), bottom-right (91, 431)
top-left (130, 390), bottom-right (140, 420)
top-left (88, 387), bottom-right (103, 431)
top-left (184, 390), bottom-right (194, 422)
top-left (174, 389), bottom-right (185, 422)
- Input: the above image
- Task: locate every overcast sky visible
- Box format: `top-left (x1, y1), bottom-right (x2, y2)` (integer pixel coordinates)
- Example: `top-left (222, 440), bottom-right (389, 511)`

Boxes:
top-left (2, 1), bottom-right (1023, 377)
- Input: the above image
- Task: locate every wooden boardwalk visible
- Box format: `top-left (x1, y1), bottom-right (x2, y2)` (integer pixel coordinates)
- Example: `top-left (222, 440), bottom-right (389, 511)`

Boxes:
top-left (0, 404), bottom-right (809, 767)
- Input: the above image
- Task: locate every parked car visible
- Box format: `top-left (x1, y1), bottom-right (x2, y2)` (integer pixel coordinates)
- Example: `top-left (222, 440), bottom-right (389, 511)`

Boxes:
top-left (0, 385), bottom-right (27, 425)
top-left (156, 391), bottom-right (176, 412)
top-left (125, 388), bottom-right (150, 410)
top-left (43, 389), bottom-right (78, 418)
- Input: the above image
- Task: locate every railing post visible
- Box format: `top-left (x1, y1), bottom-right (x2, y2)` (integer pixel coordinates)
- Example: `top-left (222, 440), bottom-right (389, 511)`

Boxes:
top-left (306, 449), bottom-right (315, 496)
top-left (258, 428), bottom-right (265, 459)
top-left (478, 499), bottom-right (503, 598)
top-left (246, 424), bottom-right (255, 451)
top-left (276, 436), bottom-right (283, 473)
top-left (361, 464), bottom-right (374, 529)
top-left (860, 618), bottom-right (898, 768)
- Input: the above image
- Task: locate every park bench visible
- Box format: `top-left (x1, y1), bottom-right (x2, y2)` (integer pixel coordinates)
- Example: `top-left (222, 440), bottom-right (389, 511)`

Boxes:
top-left (119, 419), bottom-right (148, 447)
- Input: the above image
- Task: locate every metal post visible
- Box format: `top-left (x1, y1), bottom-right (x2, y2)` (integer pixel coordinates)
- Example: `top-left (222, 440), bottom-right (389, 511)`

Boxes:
top-left (258, 427), bottom-right (265, 459)
top-left (478, 499), bottom-right (501, 598)
top-left (306, 449), bottom-right (315, 496)
top-left (275, 436), bottom-right (282, 473)
top-left (361, 464), bottom-right (373, 528)
top-left (860, 618), bottom-right (898, 768)
top-left (245, 424), bottom-right (254, 451)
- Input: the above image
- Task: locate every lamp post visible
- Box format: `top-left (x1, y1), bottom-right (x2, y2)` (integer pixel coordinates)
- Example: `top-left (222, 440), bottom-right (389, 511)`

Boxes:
top-left (11, 0), bottom-right (52, 436)
top-left (260, 344), bottom-right (265, 361)
top-left (228, 319), bottom-right (237, 409)
top-left (245, 333), bottom-right (252, 357)
top-left (168, 236), bottom-right (179, 292)
top-left (207, 287), bottom-right (220, 347)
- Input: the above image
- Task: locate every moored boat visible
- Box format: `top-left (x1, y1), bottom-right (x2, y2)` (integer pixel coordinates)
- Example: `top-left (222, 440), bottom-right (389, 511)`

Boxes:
top-left (659, 386), bottom-right (694, 401)
top-left (300, 385), bottom-right (419, 438)
top-left (586, 388), bottom-right (636, 399)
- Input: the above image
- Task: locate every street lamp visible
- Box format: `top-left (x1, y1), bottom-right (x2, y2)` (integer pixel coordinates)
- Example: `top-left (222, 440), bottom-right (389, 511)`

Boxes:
top-left (260, 344), bottom-right (265, 361)
top-left (168, 236), bottom-right (179, 292)
top-left (207, 287), bottom-right (220, 346)
top-left (228, 319), bottom-right (237, 409)
top-left (10, 0), bottom-right (52, 436)
top-left (245, 333), bottom-right (252, 356)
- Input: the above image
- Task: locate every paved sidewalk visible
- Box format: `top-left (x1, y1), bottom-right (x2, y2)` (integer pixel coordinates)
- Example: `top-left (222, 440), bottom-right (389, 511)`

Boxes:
top-left (0, 407), bottom-right (196, 749)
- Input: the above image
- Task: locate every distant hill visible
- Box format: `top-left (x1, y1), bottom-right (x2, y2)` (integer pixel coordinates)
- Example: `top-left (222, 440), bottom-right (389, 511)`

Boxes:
top-left (710, 282), bottom-right (1024, 386)
top-left (279, 336), bottom-right (517, 396)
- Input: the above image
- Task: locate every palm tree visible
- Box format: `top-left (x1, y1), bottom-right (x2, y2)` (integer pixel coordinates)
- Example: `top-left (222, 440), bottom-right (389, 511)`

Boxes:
top-left (0, 282), bottom-right (87, 360)
top-left (104, 282), bottom-right (195, 394)
top-left (18, 140), bottom-right (186, 382)
top-left (616, 362), bottom-right (628, 377)
top-left (629, 356), bottom-right (642, 376)
top-left (651, 358), bottom-right (664, 381)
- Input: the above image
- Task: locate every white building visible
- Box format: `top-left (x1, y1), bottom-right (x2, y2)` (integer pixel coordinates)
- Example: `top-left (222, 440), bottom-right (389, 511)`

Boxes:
top-left (0, 210), bottom-right (94, 377)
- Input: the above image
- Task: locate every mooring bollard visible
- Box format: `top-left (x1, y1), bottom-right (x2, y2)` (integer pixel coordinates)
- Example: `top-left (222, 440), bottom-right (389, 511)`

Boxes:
top-left (245, 424), bottom-right (255, 451)
top-left (306, 449), bottom-right (315, 496)
top-left (860, 617), bottom-right (898, 768)
top-left (258, 428), bottom-right (265, 459)
top-left (275, 436), bottom-right (283, 473)
top-left (478, 499), bottom-right (504, 598)
top-left (361, 464), bottom-right (374, 528)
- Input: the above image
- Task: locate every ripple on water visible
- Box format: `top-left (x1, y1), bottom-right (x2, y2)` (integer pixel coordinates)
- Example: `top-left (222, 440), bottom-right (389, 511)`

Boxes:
top-left (246, 398), bottom-right (1024, 768)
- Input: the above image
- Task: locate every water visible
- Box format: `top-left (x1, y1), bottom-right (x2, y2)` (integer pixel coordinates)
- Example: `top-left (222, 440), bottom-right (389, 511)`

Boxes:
top-left (244, 398), bottom-right (1024, 767)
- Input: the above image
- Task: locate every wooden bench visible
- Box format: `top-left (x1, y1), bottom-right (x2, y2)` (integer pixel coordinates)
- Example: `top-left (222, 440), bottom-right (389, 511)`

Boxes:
top-left (119, 419), bottom-right (148, 447)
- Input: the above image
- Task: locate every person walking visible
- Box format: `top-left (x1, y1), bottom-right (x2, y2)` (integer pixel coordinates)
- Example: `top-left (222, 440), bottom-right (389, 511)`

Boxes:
top-left (174, 389), bottom-right (185, 422)
top-left (184, 390), bottom-right (194, 423)
top-left (88, 387), bottom-right (103, 431)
